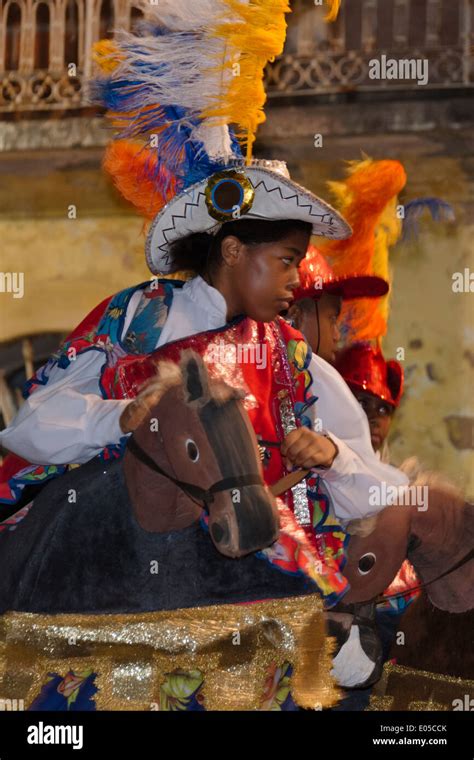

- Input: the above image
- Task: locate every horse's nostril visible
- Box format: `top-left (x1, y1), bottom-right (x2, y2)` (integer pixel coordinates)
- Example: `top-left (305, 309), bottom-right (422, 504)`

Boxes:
top-left (408, 534), bottom-right (422, 553)
top-left (358, 552), bottom-right (376, 574)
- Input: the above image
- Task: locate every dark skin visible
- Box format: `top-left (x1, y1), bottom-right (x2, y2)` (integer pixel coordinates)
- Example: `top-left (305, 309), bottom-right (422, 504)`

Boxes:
top-left (120, 230), bottom-right (338, 469)
top-left (353, 390), bottom-right (394, 452)
top-left (287, 289), bottom-right (395, 452)
top-left (207, 230), bottom-right (309, 323)
top-left (287, 292), bottom-right (342, 364)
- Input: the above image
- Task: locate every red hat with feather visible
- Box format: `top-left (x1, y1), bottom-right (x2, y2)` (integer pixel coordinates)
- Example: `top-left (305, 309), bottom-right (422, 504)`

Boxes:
top-left (294, 244), bottom-right (389, 302)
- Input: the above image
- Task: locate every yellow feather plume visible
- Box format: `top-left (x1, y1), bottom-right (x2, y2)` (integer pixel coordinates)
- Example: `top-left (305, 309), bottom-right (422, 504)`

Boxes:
top-left (324, 0), bottom-right (342, 22)
top-left (204, 0), bottom-right (291, 161)
top-left (92, 39), bottom-right (122, 72)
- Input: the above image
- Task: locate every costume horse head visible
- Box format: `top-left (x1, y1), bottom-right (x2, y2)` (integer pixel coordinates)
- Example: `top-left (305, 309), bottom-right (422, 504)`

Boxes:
top-left (342, 465), bottom-right (474, 613)
top-left (327, 463), bottom-right (474, 689)
top-left (122, 349), bottom-right (279, 558)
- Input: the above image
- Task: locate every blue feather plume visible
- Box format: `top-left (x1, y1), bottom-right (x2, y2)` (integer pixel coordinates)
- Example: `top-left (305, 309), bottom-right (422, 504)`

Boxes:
top-left (402, 198), bottom-right (455, 240)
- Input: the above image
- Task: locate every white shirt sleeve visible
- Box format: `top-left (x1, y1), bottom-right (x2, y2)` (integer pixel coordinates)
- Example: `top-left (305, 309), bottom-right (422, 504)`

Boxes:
top-left (0, 350), bottom-right (130, 466)
top-left (0, 279), bottom-right (227, 468)
top-left (307, 354), bottom-right (408, 521)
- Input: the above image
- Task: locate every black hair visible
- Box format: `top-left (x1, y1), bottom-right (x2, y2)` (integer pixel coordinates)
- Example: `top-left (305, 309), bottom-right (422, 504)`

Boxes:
top-left (294, 297), bottom-right (316, 314)
top-left (168, 218), bottom-right (312, 277)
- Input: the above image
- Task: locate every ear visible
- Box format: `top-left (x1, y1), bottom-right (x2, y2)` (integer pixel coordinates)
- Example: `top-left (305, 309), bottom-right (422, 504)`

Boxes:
top-left (220, 235), bottom-right (244, 268)
top-left (287, 303), bottom-right (303, 330)
top-left (180, 350), bottom-right (210, 405)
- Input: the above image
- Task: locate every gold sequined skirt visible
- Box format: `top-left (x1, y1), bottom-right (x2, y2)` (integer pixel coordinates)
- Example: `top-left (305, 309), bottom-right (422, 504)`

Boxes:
top-left (0, 596), bottom-right (340, 711)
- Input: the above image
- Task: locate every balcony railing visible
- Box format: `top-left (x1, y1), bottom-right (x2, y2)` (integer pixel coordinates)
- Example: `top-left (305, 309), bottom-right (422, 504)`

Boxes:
top-left (0, 0), bottom-right (472, 113)
top-left (265, 0), bottom-right (474, 96)
top-left (0, 0), bottom-right (147, 111)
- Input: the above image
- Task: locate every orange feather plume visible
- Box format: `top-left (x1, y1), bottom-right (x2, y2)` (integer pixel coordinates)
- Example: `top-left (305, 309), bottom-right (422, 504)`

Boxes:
top-left (320, 158), bottom-right (407, 342)
top-left (103, 140), bottom-right (180, 221)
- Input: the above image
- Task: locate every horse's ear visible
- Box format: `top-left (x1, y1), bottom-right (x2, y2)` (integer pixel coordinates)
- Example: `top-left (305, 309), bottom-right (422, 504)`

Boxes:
top-left (180, 350), bottom-right (210, 405)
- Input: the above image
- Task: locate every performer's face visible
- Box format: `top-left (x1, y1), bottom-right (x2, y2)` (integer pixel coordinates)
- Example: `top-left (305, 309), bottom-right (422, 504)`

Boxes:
top-left (287, 293), bottom-right (342, 363)
top-left (354, 390), bottom-right (394, 452)
top-left (219, 229), bottom-right (310, 323)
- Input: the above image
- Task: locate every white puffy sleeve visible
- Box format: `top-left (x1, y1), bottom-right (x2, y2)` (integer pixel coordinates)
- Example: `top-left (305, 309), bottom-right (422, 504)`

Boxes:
top-left (307, 354), bottom-right (408, 521)
top-left (0, 350), bottom-right (130, 466)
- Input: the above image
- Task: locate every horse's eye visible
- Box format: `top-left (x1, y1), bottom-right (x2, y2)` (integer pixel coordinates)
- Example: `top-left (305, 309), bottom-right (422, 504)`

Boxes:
top-left (358, 552), bottom-right (376, 575)
top-left (186, 439), bottom-right (199, 462)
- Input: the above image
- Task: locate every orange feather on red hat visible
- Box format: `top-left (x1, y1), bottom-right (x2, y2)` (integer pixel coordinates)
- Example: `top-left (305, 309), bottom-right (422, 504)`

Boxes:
top-left (319, 157), bottom-right (407, 342)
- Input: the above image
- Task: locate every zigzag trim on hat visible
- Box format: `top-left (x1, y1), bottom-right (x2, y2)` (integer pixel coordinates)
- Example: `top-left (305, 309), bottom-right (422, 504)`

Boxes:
top-left (145, 187), bottom-right (209, 271)
top-left (146, 169), bottom-right (348, 272)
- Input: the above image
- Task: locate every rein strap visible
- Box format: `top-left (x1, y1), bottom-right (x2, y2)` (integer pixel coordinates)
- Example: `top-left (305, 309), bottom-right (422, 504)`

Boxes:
top-left (126, 437), bottom-right (263, 507)
top-left (378, 546), bottom-right (474, 605)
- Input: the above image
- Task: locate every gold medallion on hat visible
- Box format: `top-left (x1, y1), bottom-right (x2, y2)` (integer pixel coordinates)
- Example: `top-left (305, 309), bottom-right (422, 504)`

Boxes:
top-left (205, 170), bottom-right (255, 222)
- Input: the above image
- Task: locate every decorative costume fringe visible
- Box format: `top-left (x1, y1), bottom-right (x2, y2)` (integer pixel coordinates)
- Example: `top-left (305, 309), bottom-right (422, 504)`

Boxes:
top-left (320, 157), bottom-right (407, 342)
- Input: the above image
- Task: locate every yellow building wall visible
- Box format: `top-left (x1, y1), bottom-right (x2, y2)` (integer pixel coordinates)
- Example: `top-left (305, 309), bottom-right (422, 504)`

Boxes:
top-left (0, 217), bottom-right (150, 341)
top-left (384, 224), bottom-right (474, 499)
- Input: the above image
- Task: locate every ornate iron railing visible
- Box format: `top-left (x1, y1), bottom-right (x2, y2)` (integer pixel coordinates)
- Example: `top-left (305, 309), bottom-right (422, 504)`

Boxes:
top-left (265, 0), bottom-right (473, 95)
top-left (0, 0), bottom-right (147, 111)
top-left (0, 0), bottom-right (472, 113)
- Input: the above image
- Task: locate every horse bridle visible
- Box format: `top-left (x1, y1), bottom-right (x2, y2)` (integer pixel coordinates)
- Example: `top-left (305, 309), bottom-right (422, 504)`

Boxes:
top-left (126, 436), bottom-right (263, 509)
top-left (377, 546), bottom-right (474, 605)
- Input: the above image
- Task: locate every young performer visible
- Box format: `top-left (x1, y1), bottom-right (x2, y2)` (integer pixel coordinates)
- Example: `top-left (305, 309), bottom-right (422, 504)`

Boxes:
top-left (0, 1), bottom-right (408, 615)
top-left (335, 342), bottom-right (403, 461)
top-left (287, 244), bottom-right (388, 364)
top-left (335, 341), bottom-right (419, 620)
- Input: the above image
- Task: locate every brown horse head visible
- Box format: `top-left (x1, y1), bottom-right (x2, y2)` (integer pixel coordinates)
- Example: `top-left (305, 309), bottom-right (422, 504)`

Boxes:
top-left (340, 468), bottom-right (474, 613)
top-left (122, 350), bottom-right (280, 559)
top-left (341, 506), bottom-right (411, 604)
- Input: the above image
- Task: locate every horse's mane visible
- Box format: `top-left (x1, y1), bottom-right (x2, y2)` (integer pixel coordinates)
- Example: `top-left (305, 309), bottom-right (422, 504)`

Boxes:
top-left (137, 360), bottom-right (183, 403)
top-left (345, 515), bottom-right (378, 537)
top-left (137, 351), bottom-right (246, 408)
top-left (346, 457), bottom-right (465, 537)
top-left (399, 456), bottom-right (464, 500)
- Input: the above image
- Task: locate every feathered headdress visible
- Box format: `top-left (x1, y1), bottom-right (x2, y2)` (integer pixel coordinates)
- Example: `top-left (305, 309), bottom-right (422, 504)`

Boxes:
top-left (91, 0), bottom-right (350, 273)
